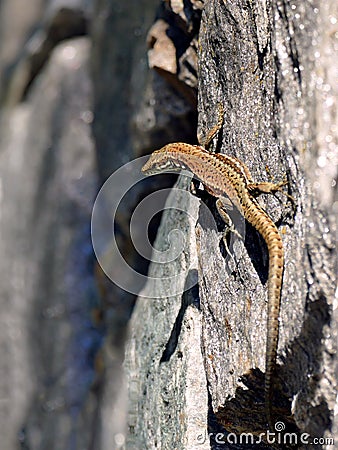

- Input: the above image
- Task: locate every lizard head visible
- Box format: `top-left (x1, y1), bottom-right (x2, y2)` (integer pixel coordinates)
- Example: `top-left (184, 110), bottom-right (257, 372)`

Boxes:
top-left (141, 143), bottom-right (202, 176)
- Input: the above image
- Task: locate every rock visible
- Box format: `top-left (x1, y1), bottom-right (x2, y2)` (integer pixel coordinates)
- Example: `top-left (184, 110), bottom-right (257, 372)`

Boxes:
top-left (0, 37), bottom-right (101, 450)
top-left (124, 1), bottom-right (337, 448)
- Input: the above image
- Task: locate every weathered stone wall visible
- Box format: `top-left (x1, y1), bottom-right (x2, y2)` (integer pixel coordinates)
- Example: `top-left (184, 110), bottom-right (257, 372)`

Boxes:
top-left (0, 1), bottom-right (160, 449)
top-left (124, 1), bottom-right (337, 449)
top-left (0, 1), bottom-right (336, 449)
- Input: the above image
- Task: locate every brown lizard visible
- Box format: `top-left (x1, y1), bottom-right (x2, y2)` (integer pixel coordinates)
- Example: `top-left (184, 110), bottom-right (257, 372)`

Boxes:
top-left (142, 132), bottom-right (290, 430)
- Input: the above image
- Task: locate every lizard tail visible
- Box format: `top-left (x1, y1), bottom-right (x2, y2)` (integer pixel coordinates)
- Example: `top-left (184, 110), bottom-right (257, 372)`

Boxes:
top-left (264, 226), bottom-right (284, 430)
top-left (245, 200), bottom-right (284, 429)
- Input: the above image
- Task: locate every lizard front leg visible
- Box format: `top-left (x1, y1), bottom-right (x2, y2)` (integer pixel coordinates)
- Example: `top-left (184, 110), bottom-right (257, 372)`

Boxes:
top-left (215, 198), bottom-right (244, 262)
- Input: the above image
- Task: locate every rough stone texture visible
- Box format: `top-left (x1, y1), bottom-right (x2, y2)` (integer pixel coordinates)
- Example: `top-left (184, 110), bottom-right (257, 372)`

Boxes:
top-left (1, 1), bottom-right (89, 106)
top-left (0, 0), bottom-right (45, 102)
top-left (125, 1), bottom-right (337, 449)
top-left (132, 0), bottom-right (202, 157)
top-left (0, 0), bottom-right (336, 449)
top-left (91, 0), bottom-right (157, 180)
top-left (0, 36), bottom-right (102, 449)
top-left (125, 176), bottom-right (210, 449)
top-left (0, 5), bottom-right (178, 447)
top-left (0, 0), bottom-right (168, 449)
top-left (0, 6), bottom-right (101, 450)
top-left (146, 0), bottom-right (202, 107)
top-left (0, 109), bottom-right (36, 450)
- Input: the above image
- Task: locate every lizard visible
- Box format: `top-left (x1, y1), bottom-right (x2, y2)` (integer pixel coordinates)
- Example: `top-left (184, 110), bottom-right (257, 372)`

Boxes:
top-left (141, 118), bottom-right (291, 430)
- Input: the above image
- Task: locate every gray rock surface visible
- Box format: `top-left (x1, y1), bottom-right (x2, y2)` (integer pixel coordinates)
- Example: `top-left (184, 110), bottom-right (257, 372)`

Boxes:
top-left (0, 36), bottom-right (100, 449)
top-left (0, 0), bottom-right (336, 449)
top-left (124, 1), bottom-right (337, 449)
top-left (0, 1), bottom-right (165, 449)
top-left (125, 175), bottom-right (210, 449)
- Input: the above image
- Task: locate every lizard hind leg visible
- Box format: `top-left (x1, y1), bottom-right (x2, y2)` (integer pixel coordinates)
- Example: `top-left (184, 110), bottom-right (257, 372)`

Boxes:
top-left (248, 179), bottom-right (295, 205)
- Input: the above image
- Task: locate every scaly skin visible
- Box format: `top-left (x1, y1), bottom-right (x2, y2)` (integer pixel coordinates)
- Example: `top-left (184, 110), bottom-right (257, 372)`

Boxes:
top-left (142, 143), bottom-right (285, 429)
